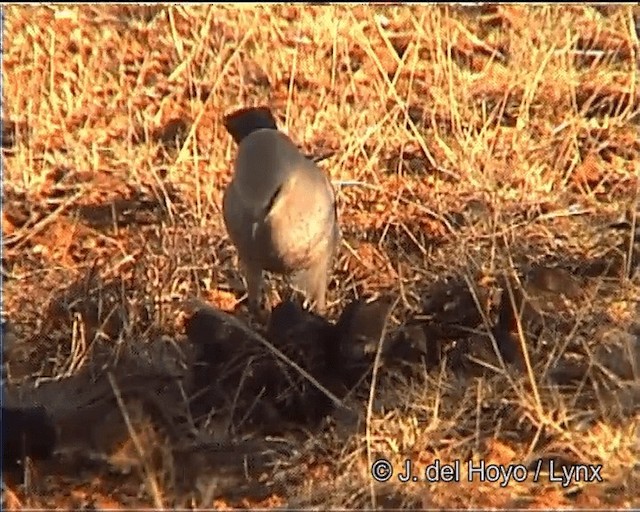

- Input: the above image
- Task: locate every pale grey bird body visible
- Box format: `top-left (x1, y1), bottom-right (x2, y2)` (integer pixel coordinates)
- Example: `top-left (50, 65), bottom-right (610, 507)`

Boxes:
top-left (222, 107), bottom-right (339, 314)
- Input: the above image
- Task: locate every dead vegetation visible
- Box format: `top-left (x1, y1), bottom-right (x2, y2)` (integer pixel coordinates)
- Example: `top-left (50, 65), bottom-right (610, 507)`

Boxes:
top-left (2, 4), bottom-right (639, 509)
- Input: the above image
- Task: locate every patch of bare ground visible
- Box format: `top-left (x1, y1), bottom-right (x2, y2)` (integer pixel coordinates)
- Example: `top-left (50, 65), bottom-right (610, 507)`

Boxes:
top-left (2, 4), bottom-right (639, 509)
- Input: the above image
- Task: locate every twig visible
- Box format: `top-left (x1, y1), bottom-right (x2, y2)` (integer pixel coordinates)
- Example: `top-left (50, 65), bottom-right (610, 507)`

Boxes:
top-left (365, 295), bottom-right (399, 510)
top-left (4, 190), bottom-right (84, 251)
top-left (108, 372), bottom-right (165, 510)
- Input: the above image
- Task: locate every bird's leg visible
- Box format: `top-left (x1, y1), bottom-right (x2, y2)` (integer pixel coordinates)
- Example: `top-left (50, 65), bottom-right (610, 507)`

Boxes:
top-left (242, 262), bottom-right (264, 316)
top-left (290, 254), bottom-right (331, 315)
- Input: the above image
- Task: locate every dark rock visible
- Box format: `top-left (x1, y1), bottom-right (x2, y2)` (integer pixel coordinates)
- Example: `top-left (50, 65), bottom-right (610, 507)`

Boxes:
top-left (2, 405), bottom-right (57, 471)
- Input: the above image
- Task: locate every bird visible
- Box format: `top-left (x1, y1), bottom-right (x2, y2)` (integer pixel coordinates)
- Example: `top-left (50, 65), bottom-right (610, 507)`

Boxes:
top-left (222, 106), bottom-right (340, 315)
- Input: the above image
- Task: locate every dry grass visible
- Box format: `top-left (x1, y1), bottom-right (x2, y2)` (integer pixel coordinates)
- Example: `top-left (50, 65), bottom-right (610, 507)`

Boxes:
top-left (2, 4), bottom-right (640, 509)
